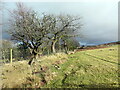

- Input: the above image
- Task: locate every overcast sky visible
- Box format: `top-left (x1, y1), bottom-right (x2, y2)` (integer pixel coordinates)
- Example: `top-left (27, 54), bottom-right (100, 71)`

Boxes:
top-left (2, 0), bottom-right (118, 45)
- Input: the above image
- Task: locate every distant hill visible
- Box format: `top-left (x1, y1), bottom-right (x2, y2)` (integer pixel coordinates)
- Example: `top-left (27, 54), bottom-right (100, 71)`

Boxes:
top-left (98, 41), bottom-right (120, 46)
top-left (77, 41), bottom-right (120, 50)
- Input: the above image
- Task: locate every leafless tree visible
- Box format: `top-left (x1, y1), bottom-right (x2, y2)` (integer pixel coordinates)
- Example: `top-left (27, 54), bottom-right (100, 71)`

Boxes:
top-left (8, 3), bottom-right (54, 64)
top-left (8, 2), bottom-right (83, 65)
top-left (47, 14), bottom-right (82, 53)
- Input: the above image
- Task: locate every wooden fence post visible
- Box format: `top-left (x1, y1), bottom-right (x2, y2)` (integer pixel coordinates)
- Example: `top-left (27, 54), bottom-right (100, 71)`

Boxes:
top-left (10, 48), bottom-right (12, 63)
top-left (48, 49), bottom-right (49, 55)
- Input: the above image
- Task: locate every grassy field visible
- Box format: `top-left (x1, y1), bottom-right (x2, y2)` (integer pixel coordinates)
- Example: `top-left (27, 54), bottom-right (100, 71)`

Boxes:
top-left (1, 45), bottom-right (119, 88)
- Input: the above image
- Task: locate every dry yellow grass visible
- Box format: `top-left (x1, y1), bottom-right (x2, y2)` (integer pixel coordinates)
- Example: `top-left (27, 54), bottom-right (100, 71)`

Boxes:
top-left (1, 61), bottom-right (34, 88)
top-left (1, 52), bottom-right (68, 88)
top-left (38, 52), bottom-right (68, 66)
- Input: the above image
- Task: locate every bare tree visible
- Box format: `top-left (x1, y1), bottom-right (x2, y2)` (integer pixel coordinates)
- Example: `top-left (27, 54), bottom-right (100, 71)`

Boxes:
top-left (47, 14), bottom-right (82, 53)
top-left (8, 3), bottom-right (53, 64)
top-left (8, 2), bottom-right (83, 65)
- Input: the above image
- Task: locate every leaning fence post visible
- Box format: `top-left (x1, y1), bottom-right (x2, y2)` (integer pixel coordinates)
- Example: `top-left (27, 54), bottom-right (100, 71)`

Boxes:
top-left (10, 48), bottom-right (12, 63)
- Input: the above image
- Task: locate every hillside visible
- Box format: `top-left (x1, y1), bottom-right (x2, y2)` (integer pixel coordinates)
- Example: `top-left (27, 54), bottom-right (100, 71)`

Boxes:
top-left (77, 41), bottom-right (120, 51)
top-left (1, 45), bottom-right (119, 88)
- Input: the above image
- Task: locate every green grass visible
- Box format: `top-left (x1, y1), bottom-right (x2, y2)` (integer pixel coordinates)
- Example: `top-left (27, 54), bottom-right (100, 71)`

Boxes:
top-left (1, 45), bottom-right (119, 88)
top-left (45, 45), bottom-right (119, 88)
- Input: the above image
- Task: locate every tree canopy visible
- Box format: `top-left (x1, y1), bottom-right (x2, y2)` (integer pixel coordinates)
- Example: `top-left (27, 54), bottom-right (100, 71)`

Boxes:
top-left (8, 3), bottom-right (83, 64)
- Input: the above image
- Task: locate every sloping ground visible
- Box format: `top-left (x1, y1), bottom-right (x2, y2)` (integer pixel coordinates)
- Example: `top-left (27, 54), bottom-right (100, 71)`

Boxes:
top-left (77, 41), bottom-right (119, 52)
top-left (45, 45), bottom-right (119, 88)
top-left (1, 61), bottom-right (32, 88)
top-left (1, 53), bottom-right (68, 88)
top-left (0, 45), bottom-right (119, 88)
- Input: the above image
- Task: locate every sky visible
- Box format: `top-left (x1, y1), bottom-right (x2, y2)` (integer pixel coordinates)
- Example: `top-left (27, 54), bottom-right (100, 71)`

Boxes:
top-left (1, 0), bottom-right (119, 45)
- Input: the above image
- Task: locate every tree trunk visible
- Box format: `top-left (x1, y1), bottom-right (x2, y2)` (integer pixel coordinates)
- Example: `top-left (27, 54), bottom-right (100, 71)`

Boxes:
top-left (51, 40), bottom-right (57, 53)
top-left (28, 48), bottom-right (38, 65)
top-left (58, 40), bottom-right (61, 52)
top-left (64, 40), bottom-right (68, 54)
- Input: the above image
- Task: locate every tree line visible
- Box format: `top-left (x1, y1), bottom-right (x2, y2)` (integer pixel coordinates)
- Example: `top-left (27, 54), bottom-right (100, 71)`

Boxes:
top-left (2, 3), bottom-right (82, 64)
